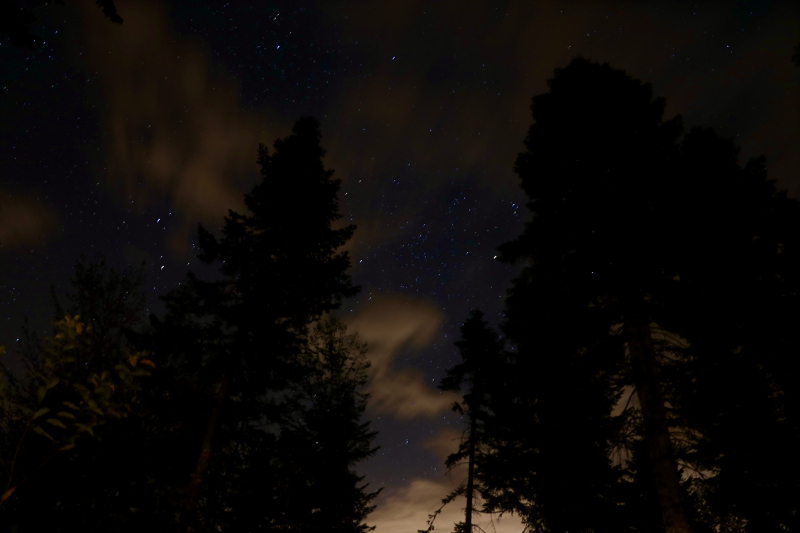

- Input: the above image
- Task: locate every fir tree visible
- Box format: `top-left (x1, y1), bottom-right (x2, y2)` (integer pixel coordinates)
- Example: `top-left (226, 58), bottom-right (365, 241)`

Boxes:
top-left (487, 57), bottom-right (800, 533)
top-left (421, 310), bottom-right (506, 533)
top-left (153, 117), bottom-right (373, 532)
top-left (439, 310), bottom-right (504, 533)
top-left (268, 318), bottom-right (380, 533)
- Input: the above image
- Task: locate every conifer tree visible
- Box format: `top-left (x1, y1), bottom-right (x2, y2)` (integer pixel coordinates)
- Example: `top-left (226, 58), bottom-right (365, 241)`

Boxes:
top-left (420, 310), bottom-right (506, 533)
top-left (266, 318), bottom-right (380, 533)
top-left (153, 117), bottom-right (371, 532)
top-left (487, 57), bottom-right (800, 533)
top-left (438, 310), bottom-right (504, 533)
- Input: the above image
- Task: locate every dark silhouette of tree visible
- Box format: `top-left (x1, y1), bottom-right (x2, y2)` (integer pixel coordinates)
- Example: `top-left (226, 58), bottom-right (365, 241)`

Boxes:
top-left (487, 57), bottom-right (685, 533)
top-left (437, 310), bottom-right (505, 533)
top-left (484, 57), bottom-right (800, 533)
top-left (11, 255), bottom-right (215, 532)
top-left (151, 116), bottom-right (369, 532)
top-left (257, 318), bottom-right (380, 533)
top-left (664, 129), bottom-right (800, 532)
top-left (0, 258), bottom-right (158, 531)
top-left (419, 310), bottom-right (508, 533)
top-left (479, 276), bottom-right (630, 533)
top-left (0, 0), bottom-right (122, 50)
top-left (2, 119), bottom-right (375, 532)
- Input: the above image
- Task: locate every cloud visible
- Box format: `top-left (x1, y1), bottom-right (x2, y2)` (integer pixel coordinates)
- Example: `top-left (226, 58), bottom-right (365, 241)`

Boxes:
top-left (346, 295), bottom-right (458, 419)
top-left (0, 191), bottom-right (57, 248)
top-left (370, 476), bottom-right (524, 533)
top-left (370, 427), bottom-right (524, 533)
top-left (80, 0), bottom-right (277, 249)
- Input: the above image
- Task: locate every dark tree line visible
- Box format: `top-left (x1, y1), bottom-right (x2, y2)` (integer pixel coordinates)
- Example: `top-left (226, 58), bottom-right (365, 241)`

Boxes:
top-left (0, 117), bottom-right (379, 532)
top-left (438, 58), bottom-right (800, 533)
top-left (2, 51), bottom-right (798, 533)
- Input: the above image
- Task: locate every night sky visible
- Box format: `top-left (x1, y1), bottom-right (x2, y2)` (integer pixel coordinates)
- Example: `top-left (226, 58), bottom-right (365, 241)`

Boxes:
top-left (1, 2), bottom-right (798, 532)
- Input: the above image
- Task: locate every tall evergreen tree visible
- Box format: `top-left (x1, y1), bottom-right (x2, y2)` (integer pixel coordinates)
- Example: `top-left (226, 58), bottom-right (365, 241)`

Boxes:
top-left (485, 57), bottom-right (800, 533)
top-left (263, 318), bottom-right (380, 533)
top-left (438, 310), bottom-right (506, 533)
top-left (152, 116), bottom-right (371, 532)
top-left (665, 130), bottom-right (800, 532)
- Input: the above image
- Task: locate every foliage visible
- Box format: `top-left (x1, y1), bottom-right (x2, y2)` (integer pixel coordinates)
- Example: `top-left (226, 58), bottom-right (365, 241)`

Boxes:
top-left (0, 259), bottom-right (180, 532)
top-left (265, 318), bottom-right (380, 533)
top-left (158, 116), bottom-right (357, 401)
top-left (422, 310), bottom-right (509, 533)
top-left (0, 314), bottom-right (152, 508)
top-left (417, 485), bottom-right (466, 533)
top-left (151, 117), bottom-right (373, 532)
top-left (481, 57), bottom-right (800, 533)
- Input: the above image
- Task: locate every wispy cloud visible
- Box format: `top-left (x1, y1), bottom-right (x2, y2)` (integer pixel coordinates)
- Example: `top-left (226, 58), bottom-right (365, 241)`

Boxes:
top-left (346, 295), bottom-right (457, 419)
top-left (81, 0), bottom-right (277, 250)
top-left (371, 427), bottom-right (526, 533)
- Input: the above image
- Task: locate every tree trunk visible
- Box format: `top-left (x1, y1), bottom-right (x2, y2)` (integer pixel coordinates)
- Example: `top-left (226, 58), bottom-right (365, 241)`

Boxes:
top-left (185, 375), bottom-right (228, 530)
top-left (625, 316), bottom-right (691, 533)
top-left (464, 408), bottom-right (476, 533)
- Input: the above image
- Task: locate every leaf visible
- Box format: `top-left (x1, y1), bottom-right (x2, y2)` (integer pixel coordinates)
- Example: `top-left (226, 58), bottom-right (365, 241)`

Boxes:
top-left (56, 411), bottom-right (76, 419)
top-left (46, 376), bottom-right (60, 390)
top-left (0, 486), bottom-right (16, 504)
top-left (84, 398), bottom-right (103, 415)
top-left (62, 401), bottom-right (79, 410)
top-left (139, 359), bottom-right (156, 368)
top-left (33, 407), bottom-right (50, 419)
top-left (32, 425), bottom-right (55, 442)
top-left (74, 423), bottom-right (95, 437)
top-left (46, 418), bottom-right (67, 429)
top-left (36, 386), bottom-right (47, 402)
top-left (59, 443), bottom-right (75, 451)
top-left (128, 354), bottom-right (138, 367)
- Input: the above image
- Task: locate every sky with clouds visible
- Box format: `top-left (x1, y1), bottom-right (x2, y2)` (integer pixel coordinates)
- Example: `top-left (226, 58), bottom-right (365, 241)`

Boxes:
top-left (1, 1), bottom-right (798, 531)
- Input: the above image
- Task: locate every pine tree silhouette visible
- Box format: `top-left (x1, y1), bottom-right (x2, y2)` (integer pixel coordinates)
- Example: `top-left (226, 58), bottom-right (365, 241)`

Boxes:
top-left (438, 310), bottom-right (505, 533)
top-left (153, 117), bottom-right (369, 532)
top-left (486, 57), bottom-right (800, 533)
top-left (420, 310), bottom-right (506, 533)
